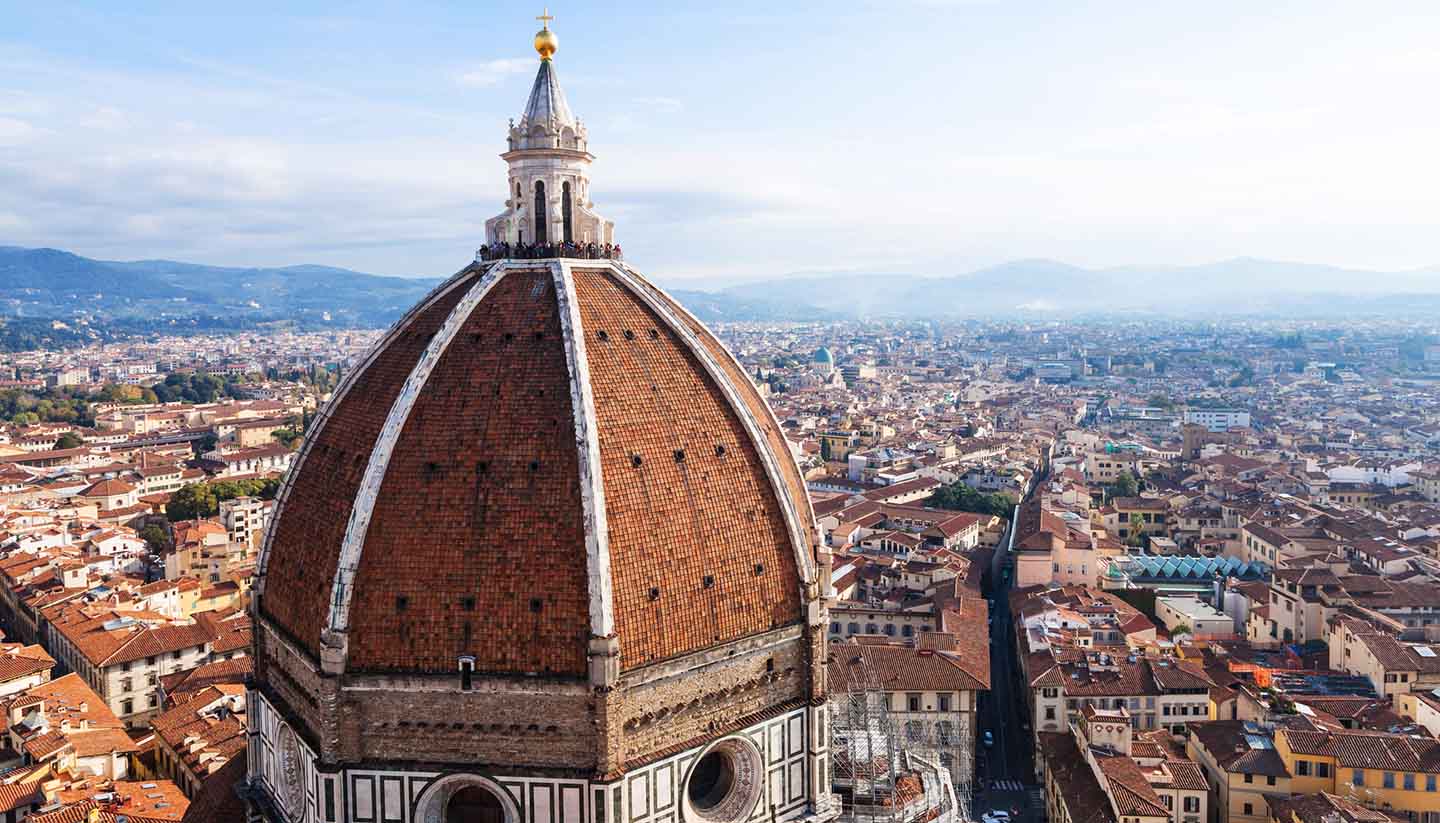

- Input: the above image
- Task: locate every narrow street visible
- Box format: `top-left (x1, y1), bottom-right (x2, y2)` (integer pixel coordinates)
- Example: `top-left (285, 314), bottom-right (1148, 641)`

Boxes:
top-left (974, 477), bottom-right (1046, 823)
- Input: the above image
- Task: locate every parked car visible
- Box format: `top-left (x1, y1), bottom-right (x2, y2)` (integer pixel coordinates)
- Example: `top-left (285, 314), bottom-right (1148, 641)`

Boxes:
top-left (982, 811), bottom-right (1011, 823)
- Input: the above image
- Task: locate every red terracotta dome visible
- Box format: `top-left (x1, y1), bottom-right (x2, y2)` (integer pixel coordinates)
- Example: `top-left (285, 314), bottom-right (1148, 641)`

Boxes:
top-left (255, 260), bottom-right (819, 676)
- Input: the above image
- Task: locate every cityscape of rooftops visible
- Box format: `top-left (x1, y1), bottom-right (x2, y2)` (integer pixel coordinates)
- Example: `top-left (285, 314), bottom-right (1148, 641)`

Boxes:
top-left (1, 4), bottom-right (1440, 823)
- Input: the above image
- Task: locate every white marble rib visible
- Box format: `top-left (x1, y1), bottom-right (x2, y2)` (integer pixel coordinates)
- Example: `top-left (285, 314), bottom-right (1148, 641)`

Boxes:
top-left (324, 263), bottom-right (509, 638)
top-left (553, 261), bottom-right (616, 639)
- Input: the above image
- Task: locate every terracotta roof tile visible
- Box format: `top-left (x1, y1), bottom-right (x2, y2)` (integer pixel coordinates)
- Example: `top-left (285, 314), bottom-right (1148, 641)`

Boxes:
top-left (347, 269), bottom-right (589, 674)
top-left (575, 269), bottom-right (802, 669)
top-left (260, 268), bottom-right (480, 657)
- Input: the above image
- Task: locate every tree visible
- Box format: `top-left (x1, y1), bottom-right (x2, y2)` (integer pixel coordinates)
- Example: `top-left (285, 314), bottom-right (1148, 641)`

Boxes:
top-left (927, 483), bottom-right (1013, 519)
top-left (166, 483), bottom-right (219, 520)
top-left (97, 383), bottom-right (156, 405)
top-left (1106, 471), bottom-right (1138, 501)
top-left (272, 426), bottom-right (302, 449)
top-left (192, 432), bottom-right (219, 458)
top-left (1125, 512), bottom-right (1145, 547)
top-left (1171, 623), bottom-right (1193, 637)
top-left (54, 432), bottom-right (83, 450)
top-left (139, 523), bottom-right (171, 551)
top-left (167, 477), bottom-right (282, 521)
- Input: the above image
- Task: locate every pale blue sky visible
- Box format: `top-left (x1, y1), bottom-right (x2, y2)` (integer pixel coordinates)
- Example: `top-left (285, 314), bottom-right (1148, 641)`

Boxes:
top-left (2, 1), bottom-right (1439, 283)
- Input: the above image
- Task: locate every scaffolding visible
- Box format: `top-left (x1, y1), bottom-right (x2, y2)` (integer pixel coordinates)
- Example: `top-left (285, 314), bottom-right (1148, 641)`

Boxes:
top-left (829, 654), bottom-right (969, 823)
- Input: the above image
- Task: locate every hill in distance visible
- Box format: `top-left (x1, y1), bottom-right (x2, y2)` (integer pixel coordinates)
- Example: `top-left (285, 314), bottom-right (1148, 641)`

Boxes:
top-left (4, 246), bottom-right (1437, 333)
top-left (0, 246), bottom-right (829, 329)
top-left (713, 257), bottom-right (1440, 317)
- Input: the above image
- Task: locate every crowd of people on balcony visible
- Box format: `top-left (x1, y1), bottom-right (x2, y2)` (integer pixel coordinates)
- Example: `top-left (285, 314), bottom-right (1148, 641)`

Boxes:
top-left (476, 240), bottom-right (623, 261)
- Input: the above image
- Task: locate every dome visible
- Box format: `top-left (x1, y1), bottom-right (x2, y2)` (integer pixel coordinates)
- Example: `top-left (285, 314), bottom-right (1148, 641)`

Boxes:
top-left (811, 347), bottom-right (834, 365)
top-left (245, 23), bottom-right (836, 820)
top-left (256, 260), bottom-right (820, 677)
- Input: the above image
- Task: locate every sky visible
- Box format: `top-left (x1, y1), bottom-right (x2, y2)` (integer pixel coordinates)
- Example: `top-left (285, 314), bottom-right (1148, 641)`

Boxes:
top-left (2, 1), bottom-right (1440, 285)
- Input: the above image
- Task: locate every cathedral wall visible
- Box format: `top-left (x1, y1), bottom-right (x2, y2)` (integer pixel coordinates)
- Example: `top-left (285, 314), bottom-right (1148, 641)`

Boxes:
top-left (250, 684), bottom-right (822, 823)
top-left (616, 627), bottom-right (810, 765)
top-left (257, 617), bottom-right (331, 755)
top-left (334, 674), bottom-right (597, 770)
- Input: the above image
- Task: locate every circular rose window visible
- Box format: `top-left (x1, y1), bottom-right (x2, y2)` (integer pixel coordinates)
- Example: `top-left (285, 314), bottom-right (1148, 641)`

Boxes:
top-left (684, 738), bottom-right (764, 823)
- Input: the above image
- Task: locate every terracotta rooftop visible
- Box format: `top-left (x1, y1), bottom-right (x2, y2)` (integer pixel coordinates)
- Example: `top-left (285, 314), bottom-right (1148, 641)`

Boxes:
top-left (79, 479), bottom-right (135, 497)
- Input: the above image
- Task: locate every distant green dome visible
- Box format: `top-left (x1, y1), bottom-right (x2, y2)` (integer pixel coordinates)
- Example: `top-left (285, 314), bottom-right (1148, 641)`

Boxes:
top-left (812, 347), bottom-right (834, 366)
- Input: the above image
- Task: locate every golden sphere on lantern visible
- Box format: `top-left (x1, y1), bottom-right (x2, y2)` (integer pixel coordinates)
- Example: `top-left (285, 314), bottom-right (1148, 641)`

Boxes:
top-left (534, 26), bottom-right (558, 59)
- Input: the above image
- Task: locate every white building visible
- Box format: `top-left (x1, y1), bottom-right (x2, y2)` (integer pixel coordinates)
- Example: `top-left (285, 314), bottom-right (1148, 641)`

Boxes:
top-left (1182, 408), bottom-right (1251, 432)
top-left (220, 495), bottom-right (274, 548)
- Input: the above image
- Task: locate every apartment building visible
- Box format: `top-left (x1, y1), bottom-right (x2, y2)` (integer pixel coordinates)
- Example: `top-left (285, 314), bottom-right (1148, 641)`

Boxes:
top-left (1277, 726), bottom-right (1440, 823)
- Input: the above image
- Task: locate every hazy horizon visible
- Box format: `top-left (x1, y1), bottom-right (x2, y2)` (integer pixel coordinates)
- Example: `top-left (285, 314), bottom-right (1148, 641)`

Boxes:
top-left (4, 2), bottom-right (1440, 283)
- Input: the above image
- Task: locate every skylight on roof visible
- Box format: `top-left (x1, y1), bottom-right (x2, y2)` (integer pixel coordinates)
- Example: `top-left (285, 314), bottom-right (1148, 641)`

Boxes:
top-left (1244, 734), bottom-right (1274, 750)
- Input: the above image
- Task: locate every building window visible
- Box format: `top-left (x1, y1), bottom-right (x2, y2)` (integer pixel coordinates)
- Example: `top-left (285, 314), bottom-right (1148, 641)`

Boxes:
top-left (1184, 797), bottom-right (1199, 813)
top-left (1243, 803), bottom-right (1253, 816)
top-left (831, 623), bottom-right (841, 634)
top-left (1266, 775), bottom-right (1275, 786)
top-left (1354, 770), bottom-right (1365, 787)
top-left (938, 695), bottom-right (951, 712)
top-left (1405, 774), bottom-right (1416, 791)
top-left (561, 181), bottom-right (574, 244)
top-left (1045, 707), bottom-right (1056, 721)
top-left (533, 180), bottom-right (548, 243)
top-left (907, 694), bottom-right (921, 712)
top-left (1243, 773), bottom-right (1253, 784)
top-left (1297, 761), bottom-right (1310, 776)
top-left (1427, 775), bottom-right (1436, 792)
top-left (1385, 772), bottom-right (1396, 789)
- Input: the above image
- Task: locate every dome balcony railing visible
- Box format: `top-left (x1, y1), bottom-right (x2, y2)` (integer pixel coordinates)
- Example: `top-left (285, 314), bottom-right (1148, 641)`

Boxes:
top-left (476, 242), bottom-right (623, 263)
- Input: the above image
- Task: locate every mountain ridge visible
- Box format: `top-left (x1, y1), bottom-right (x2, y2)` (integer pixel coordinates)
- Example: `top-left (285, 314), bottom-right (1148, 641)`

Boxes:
top-left (0, 245), bottom-right (831, 327)
top-left (4, 246), bottom-right (1439, 326)
top-left (708, 256), bottom-right (1440, 317)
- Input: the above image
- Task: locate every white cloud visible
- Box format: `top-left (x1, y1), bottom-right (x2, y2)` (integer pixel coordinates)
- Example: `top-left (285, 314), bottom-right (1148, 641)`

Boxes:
top-left (4, 5), bottom-right (1440, 279)
top-left (631, 96), bottom-right (683, 113)
top-left (0, 116), bottom-right (43, 145)
top-left (455, 58), bottom-right (534, 88)
top-left (78, 105), bottom-right (128, 131)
